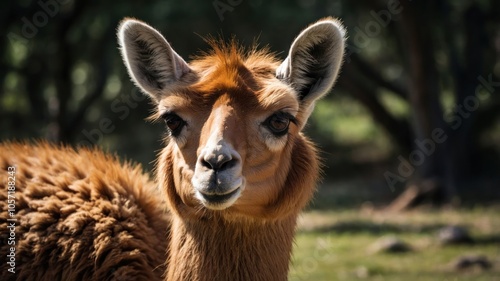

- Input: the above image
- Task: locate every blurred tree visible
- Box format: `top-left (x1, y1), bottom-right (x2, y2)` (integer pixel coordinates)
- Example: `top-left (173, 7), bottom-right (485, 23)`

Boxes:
top-left (337, 0), bottom-right (500, 208)
top-left (1, 0), bottom-right (499, 206)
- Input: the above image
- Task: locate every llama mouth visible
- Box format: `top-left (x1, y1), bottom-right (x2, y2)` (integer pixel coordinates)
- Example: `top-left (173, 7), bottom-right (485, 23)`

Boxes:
top-left (196, 186), bottom-right (242, 210)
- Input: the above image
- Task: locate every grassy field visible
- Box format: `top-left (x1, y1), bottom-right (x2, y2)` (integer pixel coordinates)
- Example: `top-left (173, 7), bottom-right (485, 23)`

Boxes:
top-left (289, 208), bottom-right (500, 281)
top-left (289, 82), bottom-right (500, 280)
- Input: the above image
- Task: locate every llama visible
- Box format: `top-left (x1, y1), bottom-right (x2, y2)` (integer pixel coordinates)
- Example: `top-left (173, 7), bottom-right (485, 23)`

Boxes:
top-left (0, 17), bottom-right (345, 281)
top-left (118, 17), bottom-right (345, 280)
top-left (0, 142), bottom-right (170, 280)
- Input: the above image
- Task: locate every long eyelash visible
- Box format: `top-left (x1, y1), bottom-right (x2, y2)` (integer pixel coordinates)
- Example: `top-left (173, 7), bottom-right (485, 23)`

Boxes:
top-left (146, 111), bottom-right (162, 123)
top-left (159, 110), bottom-right (173, 120)
top-left (159, 111), bottom-right (187, 137)
top-left (277, 111), bottom-right (297, 124)
top-left (288, 114), bottom-right (298, 125)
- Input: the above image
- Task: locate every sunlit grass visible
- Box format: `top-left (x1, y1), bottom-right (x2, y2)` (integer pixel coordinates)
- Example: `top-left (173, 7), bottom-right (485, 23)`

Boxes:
top-left (290, 209), bottom-right (500, 281)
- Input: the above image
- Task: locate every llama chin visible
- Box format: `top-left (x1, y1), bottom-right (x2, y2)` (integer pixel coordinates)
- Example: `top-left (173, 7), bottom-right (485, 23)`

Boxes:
top-left (120, 16), bottom-right (345, 280)
top-left (0, 17), bottom-right (345, 281)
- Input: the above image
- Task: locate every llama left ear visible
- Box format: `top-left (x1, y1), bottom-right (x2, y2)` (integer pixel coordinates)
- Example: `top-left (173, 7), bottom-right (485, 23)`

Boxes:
top-left (118, 18), bottom-right (194, 102)
top-left (277, 17), bottom-right (346, 118)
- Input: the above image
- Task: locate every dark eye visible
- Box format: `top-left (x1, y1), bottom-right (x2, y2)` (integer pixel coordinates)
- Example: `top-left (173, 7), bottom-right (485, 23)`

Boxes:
top-left (264, 113), bottom-right (292, 136)
top-left (161, 113), bottom-right (186, 136)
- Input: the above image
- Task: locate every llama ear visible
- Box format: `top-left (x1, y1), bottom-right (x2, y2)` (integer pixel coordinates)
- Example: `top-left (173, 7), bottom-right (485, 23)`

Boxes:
top-left (277, 18), bottom-right (346, 116)
top-left (118, 19), bottom-right (193, 101)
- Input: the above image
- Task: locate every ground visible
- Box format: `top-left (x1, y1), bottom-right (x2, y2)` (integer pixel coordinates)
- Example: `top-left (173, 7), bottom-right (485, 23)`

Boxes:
top-left (289, 183), bottom-right (500, 281)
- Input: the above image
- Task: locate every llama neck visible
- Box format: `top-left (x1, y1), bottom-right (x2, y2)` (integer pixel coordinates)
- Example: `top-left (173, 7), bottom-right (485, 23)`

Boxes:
top-left (159, 137), bottom-right (319, 280)
top-left (165, 214), bottom-right (297, 281)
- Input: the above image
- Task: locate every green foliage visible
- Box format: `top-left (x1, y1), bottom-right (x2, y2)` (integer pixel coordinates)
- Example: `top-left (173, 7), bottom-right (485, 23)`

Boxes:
top-left (0, 0), bottom-right (499, 179)
top-left (1, 2), bottom-right (499, 278)
top-left (312, 97), bottom-right (381, 145)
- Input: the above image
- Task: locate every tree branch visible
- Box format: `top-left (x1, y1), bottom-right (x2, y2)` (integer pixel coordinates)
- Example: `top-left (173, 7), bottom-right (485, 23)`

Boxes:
top-left (66, 34), bottom-right (112, 137)
top-left (338, 65), bottom-right (412, 153)
top-left (50, 1), bottom-right (90, 142)
top-left (350, 53), bottom-right (408, 100)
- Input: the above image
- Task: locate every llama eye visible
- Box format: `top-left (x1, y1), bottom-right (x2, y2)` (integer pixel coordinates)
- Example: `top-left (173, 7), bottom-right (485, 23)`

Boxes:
top-left (161, 113), bottom-right (186, 136)
top-left (264, 113), bottom-right (292, 136)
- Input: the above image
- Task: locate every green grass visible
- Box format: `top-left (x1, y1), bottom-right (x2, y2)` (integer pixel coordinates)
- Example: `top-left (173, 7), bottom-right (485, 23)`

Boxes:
top-left (290, 209), bottom-right (500, 281)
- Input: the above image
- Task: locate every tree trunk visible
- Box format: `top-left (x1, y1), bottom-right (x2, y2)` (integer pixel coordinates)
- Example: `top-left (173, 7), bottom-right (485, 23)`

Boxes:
top-left (338, 65), bottom-right (412, 153)
top-left (443, 3), bottom-right (485, 203)
top-left (48, 2), bottom-right (89, 142)
top-left (387, 1), bottom-right (488, 210)
top-left (388, 0), bottom-right (453, 209)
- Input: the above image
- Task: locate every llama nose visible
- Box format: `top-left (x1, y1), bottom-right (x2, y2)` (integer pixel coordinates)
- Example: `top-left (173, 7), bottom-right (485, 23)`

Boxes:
top-left (200, 153), bottom-right (237, 172)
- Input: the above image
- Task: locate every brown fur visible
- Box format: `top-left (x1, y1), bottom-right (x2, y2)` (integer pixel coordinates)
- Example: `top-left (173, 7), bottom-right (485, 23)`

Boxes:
top-left (0, 17), bottom-right (344, 281)
top-left (153, 39), bottom-right (321, 281)
top-left (0, 142), bottom-right (170, 281)
top-left (160, 135), bottom-right (318, 280)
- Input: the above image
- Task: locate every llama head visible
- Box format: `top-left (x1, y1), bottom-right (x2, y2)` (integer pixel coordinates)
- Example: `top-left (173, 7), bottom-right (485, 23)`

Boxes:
top-left (118, 18), bottom-right (345, 220)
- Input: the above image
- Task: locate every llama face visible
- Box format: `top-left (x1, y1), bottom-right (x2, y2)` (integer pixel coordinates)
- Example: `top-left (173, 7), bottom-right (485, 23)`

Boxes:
top-left (118, 18), bottom-right (345, 214)
top-left (186, 98), bottom-right (246, 210)
top-left (151, 65), bottom-right (302, 211)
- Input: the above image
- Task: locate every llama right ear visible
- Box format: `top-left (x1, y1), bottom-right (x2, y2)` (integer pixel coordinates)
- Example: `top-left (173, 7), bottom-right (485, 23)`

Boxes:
top-left (277, 18), bottom-right (346, 117)
top-left (118, 19), bottom-right (194, 101)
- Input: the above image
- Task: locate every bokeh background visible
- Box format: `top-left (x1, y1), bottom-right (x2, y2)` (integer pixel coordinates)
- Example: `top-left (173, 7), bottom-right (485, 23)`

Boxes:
top-left (2, 0), bottom-right (500, 280)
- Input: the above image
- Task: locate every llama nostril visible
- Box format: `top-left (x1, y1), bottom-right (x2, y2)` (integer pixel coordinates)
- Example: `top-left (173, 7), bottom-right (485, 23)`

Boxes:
top-left (201, 154), bottom-right (237, 172)
top-left (201, 158), bottom-right (212, 169)
top-left (218, 158), bottom-right (237, 171)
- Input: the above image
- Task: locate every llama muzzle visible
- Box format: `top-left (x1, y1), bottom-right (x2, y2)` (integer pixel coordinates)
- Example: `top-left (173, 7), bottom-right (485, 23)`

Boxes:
top-left (192, 140), bottom-right (244, 210)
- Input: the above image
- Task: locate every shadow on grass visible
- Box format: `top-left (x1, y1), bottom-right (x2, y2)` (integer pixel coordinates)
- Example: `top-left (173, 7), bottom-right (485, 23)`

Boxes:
top-left (306, 220), bottom-right (446, 234)
top-left (474, 235), bottom-right (500, 245)
top-left (302, 221), bottom-right (500, 246)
